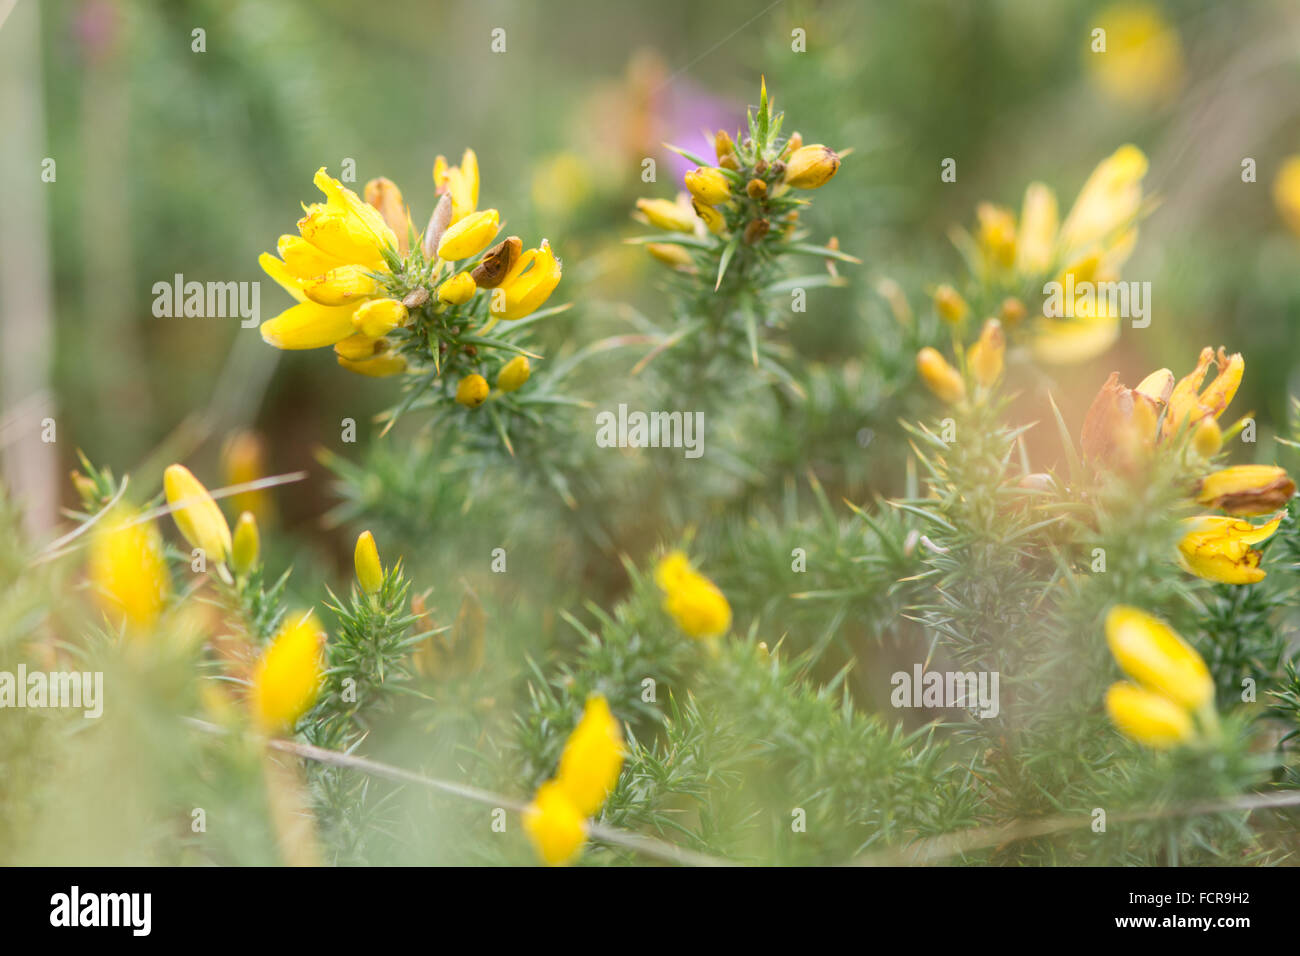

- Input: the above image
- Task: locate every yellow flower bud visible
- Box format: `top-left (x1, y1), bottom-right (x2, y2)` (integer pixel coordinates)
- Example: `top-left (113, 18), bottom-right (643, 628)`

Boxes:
top-left (555, 695), bottom-right (625, 817)
top-left (88, 507), bottom-right (170, 634)
top-left (338, 353), bottom-right (407, 377)
top-left (654, 552), bottom-right (731, 639)
top-left (646, 242), bottom-right (694, 269)
top-left (1105, 682), bottom-right (1195, 750)
top-left (231, 512), bottom-right (260, 576)
top-left (250, 611), bottom-right (325, 734)
top-left (523, 780), bottom-right (587, 867)
top-left (746, 178), bottom-right (768, 199)
top-left (436, 208), bottom-right (501, 261)
top-left (1104, 605), bottom-right (1213, 712)
top-left (333, 333), bottom-right (384, 361)
top-left (456, 373), bottom-right (490, 408)
top-left (998, 296), bottom-right (1027, 326)
top-left (489, 240), bottom-right (562, 321)
top-left (684, 166), bottom-right (732, 205)
top-left (1195, 465), bottom-right (1295, 517)
top-left (968, 318), bottom-right (1005, 387)
top-left (354, 530), bottom-right (383, 594)
top-left (436, 272), bottom-right (477, 306)
top-left (1177, 513), bottom-right (1284, 585)
top-left (222, 430), bottom-right (271, 525)
top-left (302, 264), bottom-right (382, 306)
top-left (164, 464), bottom-right (232, 564)
top-left (932, 284), bottom-right (969, 325)
top-left (352, 298), bottom-right (408, 338)
top-left (783, 144), bottom-right (840, 189)
top-left (260, 301), bottom-right (358, 350)
top-left (1274, 155), bottom-right (1300, 236)
top-left (496, 355), bottom-right (531, 392)
top-left (636, 198), bottom-right (696, 232)
top-left (916, 347), bottom-right (965, 404)
top-left (976, 203), bottom-right (1016, 269)
top-left (714, 129), bottom-right (735, 163)
top-left (692, 201), bottom-right (726, 235)
top-left (1192, 418), bottom-right (1222, 458)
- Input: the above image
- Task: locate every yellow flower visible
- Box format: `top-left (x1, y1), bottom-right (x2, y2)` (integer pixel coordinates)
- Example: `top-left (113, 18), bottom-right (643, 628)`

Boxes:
top-left (555, 695), bottom-right (625, 817)
top-left (1273, 155), bottom-right (1300, 236)
top-left (522, 780), bottom-right (587, 867)
top-left (1086, 3), bottom-right (1185, 108)
top-left (489, 239), bottom-right (562, 320)
top-left (436, 272), bottom-right (477, 305)
top-left (456, 374), bottom-right (490, 408)
top-left (88, 507), bottom-right (170, 634)
top-left (1057, 144), bottom-right (1148, 266)
top-left (1177, 513), bottom-right (1284, 585)
top-left (338, 353), bottom-right (407, 377)
top-left (221, 430), bottom-right (270, 524)
top-left (1105, 605), bottom-right (1214, 712)
top-left (646, 242), bottom-right (694, 270)
top-left (1195, 465), bottom-right (1296, 517)
top-left (231, 512), bottom-right (260, 577)
top-left (354, 530), bottom-right (383, 594)
top-left (164, 464), bottom-right (232, 564)
top-left (250, 611), bottom-right (325, 734)
top-left (437, 208), bottom-right (501, 261)
top-left (1015, 183), bottom-right (1059, 275)
top-left (496, 355), bottom-right (531, 392)
top-left (684, 166), bottom-right (732, 206)
top-left (916, 347), bottom-right (965, 404)
top-left (1105, 682), bottom-right (1195, 750)
top-left (783, 144), bottom-right (840, 189)
top-left (968, 318), bottom-right (1005, 387)
top-left (931, 284), bottom-right (969, 325)
top-left (655, 551), bottom-right (731, 639)
top-left (692, 201), bottom-right (726, 235)
top-left (302, 264), bottom-right (382, 307)
top-left (260, 299), bottom-right (358, 350)
top-left (433, 148), bottom-right (480, 223)
top-left (296, 167), bottom-right (397, 271)
top-left (334, 333), bottom-right (385, 361)
top-left (1192, 418), bottom-right (1223, 458)
top-left (351, 298), bottom-right (408, 338)
top-left (975, 203), bottom-right (1016, 269)
top-left (636, 197), bottom-right (696, 232)
top-left (1163, 346), bottom-right (1243, 440)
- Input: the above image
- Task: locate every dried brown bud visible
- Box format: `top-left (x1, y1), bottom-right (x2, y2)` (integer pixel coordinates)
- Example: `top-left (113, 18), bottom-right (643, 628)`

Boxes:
top-left (746, 178), bottom-right (768, 199)
top-left (743, 219), bottom-right (771, 244)
top-left (422, 193), bottom-right (453, 259)
top-left (470, 236), bottom-right (522, 288)
top-left (402, 287), bottom-right (430, 309)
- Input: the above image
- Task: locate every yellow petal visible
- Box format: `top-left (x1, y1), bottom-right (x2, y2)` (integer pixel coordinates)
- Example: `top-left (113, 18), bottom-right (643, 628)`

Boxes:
top-left (555, 695), bottom-right (625, 817)
top-left (260, 300), bottom-right (358, 350)
top-left (522, 780), bottom-right (587, 866)
top-left (164, 464), bottom-right (232, 564)
top-left (1105, 682), bottom-right (1195, 750)
top-left (251, 611), bottom-right (325, 734)
top-left (1105, 605), bottom-right (1213, 711)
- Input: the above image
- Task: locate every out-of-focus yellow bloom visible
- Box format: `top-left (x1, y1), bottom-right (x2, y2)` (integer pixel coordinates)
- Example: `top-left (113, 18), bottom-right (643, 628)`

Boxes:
top-left (1058, 145), bottom-right (1147, 264)
top-left (496, 355), bottom-right (531, 392)
top-left (1105, 681), bottom-right (1195, 750)
top-left (932, 284), bottom-right (969, 325)
top-left (88, 507), bottom-right (170, 634)
top-left (1196, 465), bottom-right (1295, 517)
top-left (164, 464), bottom-right (232, 564)
top-left (1192, 418), bottom-right (1223, 458)
top-left (636, 197), bottom-right (696, 232)
top-left (916, 347), bottom-right (965, 404)
top-left (437, 208), bottom-right (501, 261)
top-left (646, 242), bottom-right (694, 270)
top-left (968, 318), bottom-right (1005, 387)
top-left (354, 530), bottom-right (383, 594)
top-left (783, 144), bottom-right (840, 189)
top-left (522, 780), bottom-right (587, 867)
top-left (530, 152), bottom-right (592, 223)
top-left (436, 272), bottom-right (477, 306)
top-left (555, 695), bottom-right (625, 817)
top-left (654, 550), bottom-right (732, 639)
top-left (489, 240), bottom-right (562, 320)
top-left (302, 264), bottom-right (382, 307)
top-left (1105, 605), bottom-right (1214, 712)
top-left (433, 148), bottom-right (480, 224)
top-left (351, 298), bottom-right (408, 338)
top-left (684, 166), bottom-right (731, 206)
top-left (1177, 513), bottom-right (1284, 585)
top-left (231, 512), bottom-right (260, 577)
top-left (1016, 183), bottom-right (1059, 275)
top-left (338, 353), bottom-right (406, 377)
top-left (1087, 3), bottom-right (1185, 108)
top-left (250, 611), bottom-right (325, 734)
top-left (1163, 346), bottom-right (1243, 440)
top-left (221, 430), bottom-right (270, 524)
top-left (976, 203), bottom-right (1016, 270)
top-left (456, 374), bottom-right (490, 408)
top-left (1273, 155), bottom-right (1300, 236)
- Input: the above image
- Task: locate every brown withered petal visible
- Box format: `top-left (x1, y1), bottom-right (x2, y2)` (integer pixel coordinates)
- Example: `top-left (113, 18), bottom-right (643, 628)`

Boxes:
top-left (422, 193), bottom-right (453, 259)
top-left (471, 236), bottom-right (522, 288)
top-left (365, 177), bottom-right (408, 255)
top-left (1196, 468), bottom-right (1297, 517)
top-left (743, 219), bottom-right (771, 244)
top-left (1080, 372), bottom-right (1158, 469)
